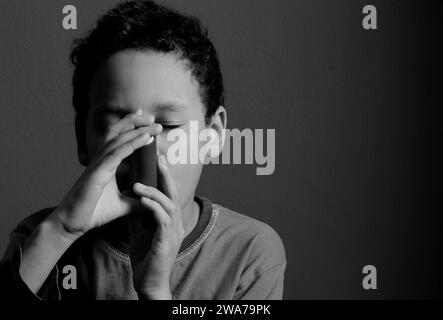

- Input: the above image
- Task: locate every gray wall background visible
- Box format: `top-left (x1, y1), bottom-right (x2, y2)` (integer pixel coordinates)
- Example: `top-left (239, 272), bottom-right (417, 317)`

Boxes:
top-left (0, 0), bottom-right (441, 299)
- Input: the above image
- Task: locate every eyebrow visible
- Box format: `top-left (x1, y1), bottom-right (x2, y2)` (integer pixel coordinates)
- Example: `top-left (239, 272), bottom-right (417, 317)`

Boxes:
top-left (155, 103), bottom-right (186, 112)
top-left (96, 102), bottom-right (187, 115)
top-left (96, 106), bottom-right (128, 117)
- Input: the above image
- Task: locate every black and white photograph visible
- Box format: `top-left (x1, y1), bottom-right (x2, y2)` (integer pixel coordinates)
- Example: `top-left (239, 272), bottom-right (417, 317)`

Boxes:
top-left (0, 0), bottom-right (441, 306)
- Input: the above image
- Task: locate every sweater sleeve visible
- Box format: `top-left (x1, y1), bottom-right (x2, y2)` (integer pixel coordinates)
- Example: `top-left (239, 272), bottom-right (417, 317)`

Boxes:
top-left (233, 222), bottom-right (287, 300)
top-left (0, 208), bottom-right (60, 300)
top-left (235, 262), bottom-right (286, 300)
top-left (0, 244), bottom-right (43, 300)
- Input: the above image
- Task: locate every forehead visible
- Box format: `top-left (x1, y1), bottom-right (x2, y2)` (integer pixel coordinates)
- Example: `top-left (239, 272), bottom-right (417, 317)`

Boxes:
top-left (88, 49), bottom-right (204, 115)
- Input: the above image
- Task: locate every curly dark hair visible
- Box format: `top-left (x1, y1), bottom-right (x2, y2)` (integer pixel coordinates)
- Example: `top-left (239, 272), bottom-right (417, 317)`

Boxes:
top-left (70, 0), bottom-right (225, 156)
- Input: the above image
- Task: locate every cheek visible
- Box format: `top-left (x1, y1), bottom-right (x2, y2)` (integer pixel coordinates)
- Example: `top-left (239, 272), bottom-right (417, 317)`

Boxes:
top-left (167, 163), bottom-right (202, 205)
top-left (157, 130), bottom-right (203, 205)
top-left (156, 122), bottom-right (208, 163)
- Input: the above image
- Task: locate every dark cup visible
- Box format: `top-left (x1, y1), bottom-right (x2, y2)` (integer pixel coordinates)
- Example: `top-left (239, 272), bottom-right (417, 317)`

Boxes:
top-left (116, 136), bottom-right (159, 264)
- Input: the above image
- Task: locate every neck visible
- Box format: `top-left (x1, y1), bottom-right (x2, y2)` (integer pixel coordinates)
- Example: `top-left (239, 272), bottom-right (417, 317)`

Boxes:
top-left (181, 195), bottom-right (200, 238)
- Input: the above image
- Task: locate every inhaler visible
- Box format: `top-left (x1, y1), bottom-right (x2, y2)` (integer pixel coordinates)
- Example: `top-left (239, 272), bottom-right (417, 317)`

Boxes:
top-left (125, 135), bottom-right (159, 265)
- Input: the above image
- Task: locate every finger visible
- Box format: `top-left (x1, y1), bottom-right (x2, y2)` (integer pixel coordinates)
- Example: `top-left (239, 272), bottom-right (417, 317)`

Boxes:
top-left (133, 183), bottom-right (175, 214)
top-left (102, 123), bottom-right (162, 155)
top-left (157, 154), bottom-right (180, 204)
top-left (117, 115), bottom-right (156, 135)
top-left (97, 131), bottom-right (154, 174)
top-left (103, 111), bottom-right (155, 143)
top-left (140, 197), bottom-right (171, 229)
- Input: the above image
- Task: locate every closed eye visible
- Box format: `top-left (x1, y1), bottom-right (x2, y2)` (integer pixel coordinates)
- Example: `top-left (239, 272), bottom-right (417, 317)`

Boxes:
top-left (162, 124), bottom-right (181, 130)
top-left (158, 122), bottom-right (183, 130)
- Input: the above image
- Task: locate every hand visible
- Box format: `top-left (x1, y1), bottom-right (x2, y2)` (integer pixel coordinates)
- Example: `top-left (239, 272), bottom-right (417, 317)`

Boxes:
top-left (131, 154), bottom-right (185, 299)
top-left (48, 112), bottom-right (163, 240)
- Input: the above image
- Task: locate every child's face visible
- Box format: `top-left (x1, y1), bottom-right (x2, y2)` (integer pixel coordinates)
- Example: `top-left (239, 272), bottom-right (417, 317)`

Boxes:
top-left (84, 49), bottom-right (208, 208)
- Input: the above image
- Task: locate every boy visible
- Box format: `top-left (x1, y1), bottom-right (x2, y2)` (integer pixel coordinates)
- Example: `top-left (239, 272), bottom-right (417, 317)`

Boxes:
top-left (0, 0), bottom-right (286, 300)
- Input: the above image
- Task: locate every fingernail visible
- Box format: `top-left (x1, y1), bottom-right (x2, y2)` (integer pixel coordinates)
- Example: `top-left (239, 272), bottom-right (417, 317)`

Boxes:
top-left (142, 131), bottom-right (152, 141)
top-left (135, 109), bottom-right (143, 116)
top-left (145, 135), bottom-right (154, 145)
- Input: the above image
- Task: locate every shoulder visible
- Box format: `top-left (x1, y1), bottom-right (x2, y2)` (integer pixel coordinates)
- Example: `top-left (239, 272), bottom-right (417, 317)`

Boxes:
top-left (2, 206), bottom-right (56, 260)
top-left (210, 200), bottom-right (286, 270)
top-left (214, 202), bottom-right (284, 246)
top-left (11, 207), bottom-right (56, 237)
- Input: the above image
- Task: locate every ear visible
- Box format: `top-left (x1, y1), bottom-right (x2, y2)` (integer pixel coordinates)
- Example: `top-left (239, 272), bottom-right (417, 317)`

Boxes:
top-left (205, 105), bottom-right (227, 159)
top-left (75, 116), bottom-right (90, 167)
